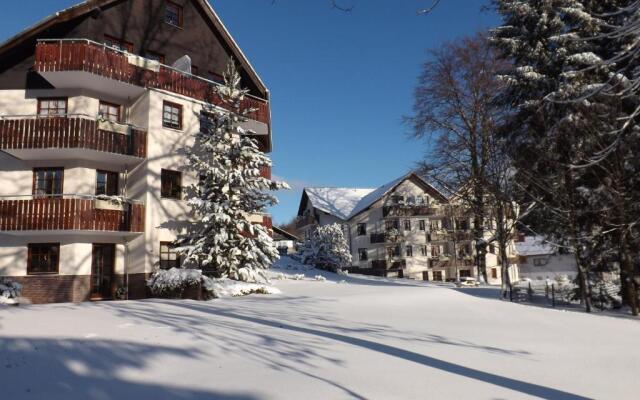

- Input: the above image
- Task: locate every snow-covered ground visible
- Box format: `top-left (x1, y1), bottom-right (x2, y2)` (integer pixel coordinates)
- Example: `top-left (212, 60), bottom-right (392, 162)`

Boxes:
top-left (1, 257), bottom-right (638, 400)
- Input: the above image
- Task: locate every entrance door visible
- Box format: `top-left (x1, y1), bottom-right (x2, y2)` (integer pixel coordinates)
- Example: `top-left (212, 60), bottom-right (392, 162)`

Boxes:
top-left (91, 244), bottom-right (115, 300)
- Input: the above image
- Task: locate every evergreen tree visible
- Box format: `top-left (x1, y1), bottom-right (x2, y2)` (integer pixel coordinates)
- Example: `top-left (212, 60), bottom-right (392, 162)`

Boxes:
top-left (300, 223), bottom-right (352, 272)
top-left (177, 60), bottom-right (288, 283)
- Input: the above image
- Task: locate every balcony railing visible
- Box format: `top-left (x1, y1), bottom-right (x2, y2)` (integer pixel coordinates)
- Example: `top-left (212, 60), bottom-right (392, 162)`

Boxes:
top-left (371, 259), bottom-right (406, 271)
top-left (429, 232), bottom-right (449, 242)
top-left (34, 39), bottom-right (270, 126)
top-left (259, 165), bottom-right (272, 180)
top-left (0, 114), bottom-right (147, 158)
top-left (0, 195), bottom-right (144, 233)
top-left (382, 205), bottom-right (437, 218)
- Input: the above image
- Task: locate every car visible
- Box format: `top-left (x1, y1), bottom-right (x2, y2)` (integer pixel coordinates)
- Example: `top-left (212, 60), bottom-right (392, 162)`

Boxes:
top-left (457, 277), bottom-right (480, 287)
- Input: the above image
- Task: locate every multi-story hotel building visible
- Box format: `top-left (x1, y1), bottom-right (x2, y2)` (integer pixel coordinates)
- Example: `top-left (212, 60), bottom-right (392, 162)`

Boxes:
top-left (0, 0), bottom-right (273, 303)
top-left (296, 173), bottom-right (519, 284)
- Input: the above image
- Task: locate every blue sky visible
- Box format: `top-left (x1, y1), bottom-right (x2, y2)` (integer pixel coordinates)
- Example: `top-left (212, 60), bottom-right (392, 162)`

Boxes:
top-left (1, 0), bottom-right (498, 224)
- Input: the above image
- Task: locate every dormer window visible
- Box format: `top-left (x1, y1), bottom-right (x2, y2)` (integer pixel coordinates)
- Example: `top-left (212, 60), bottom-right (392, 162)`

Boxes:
top-left (165, 1), bottom-right (183, 28)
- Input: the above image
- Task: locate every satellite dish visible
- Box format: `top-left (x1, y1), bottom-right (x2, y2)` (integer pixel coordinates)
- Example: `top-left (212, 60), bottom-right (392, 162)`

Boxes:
top-left (172, 55), bottom-right (192, 74)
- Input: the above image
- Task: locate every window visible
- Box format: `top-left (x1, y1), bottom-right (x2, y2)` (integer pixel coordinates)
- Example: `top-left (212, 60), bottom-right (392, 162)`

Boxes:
top-left (33, 168), bottom-right (63, 196)
top-left (403, 219), bottom-right (411, 231)
top-left (96, 170), bottom-right (119, 196)
top-left (433, 270), bottom-right (443, 282)
top-left (208, 71), bottom-right (224, 84)
top-left (533, 258), bottom-right (548, 267)
top-left (104, 35), bottom-right (133, 52)
top-left (145, 51), bottom-right (165, 63)
top-left (165, 1), bottom-right (183, 27)
top-left (28, 243), bottom-right (59, 274)
top-left (163, 101), bottom-right (182, 130)
top-left (416, 196), bottom-right (424, 205)
top-left (391, 195), bottom-right (403, 204)
top-left (431, 245), bottom-right (441, 257)
top-left (159, 241), bottom-right (181, 269)
top-left (420, 245), bottom-right (427, 257)
top-left (419, 220), bottom-right (426, 231)
top-left (385, 220), bottom-right (399, 231)
top-left (491, 268), bottom-right (498, 279)
top-left (406, 196), bottom-right (415, 204)
top-left (405, 245), bottom-right (413, 257)
top-left (99, 101), bottom-right (121, 122)
top-left (161, 169), bottom-right (182, 199)
top-left (358, 248), bottom-right (368, 261)
top-left (489, 244), bottom-right (496, 254)
top-left (356, 223), bottom-right (367, 236)
top-left (459, 269), bottom-right (472, 278)
top-left (387, 245), bottom-right (400, 258)
top-left (38, 98), bottom-right (67, 117)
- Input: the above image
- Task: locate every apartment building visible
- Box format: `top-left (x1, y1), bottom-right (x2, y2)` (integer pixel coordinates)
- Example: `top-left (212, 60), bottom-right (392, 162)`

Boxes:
top-left (0, 0), bottom-right (273, 303)
top-left (296, 173), bottom-right (519, 284)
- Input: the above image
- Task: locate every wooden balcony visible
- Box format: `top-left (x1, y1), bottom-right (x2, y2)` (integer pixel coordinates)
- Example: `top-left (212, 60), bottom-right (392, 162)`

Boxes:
top-left (0, 115), bottom-right (146, 161)
top-left (429, 232), bottom-right (449, 242)
top-left (34, 40), bottom-right (270, 126)
top-left (0, 196), bottom-right (144, 234)
top-left (382, 205), bottom-right (437, 218)
top-left (371, 259), bottom-right (406, 271)
top-left (259, 165), bottom-right (272, 180)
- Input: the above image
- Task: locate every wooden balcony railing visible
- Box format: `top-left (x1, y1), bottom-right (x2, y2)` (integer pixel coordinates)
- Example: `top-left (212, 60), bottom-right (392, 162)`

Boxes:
top-left (0, 195), bottom-right (144, 233)
top-left (0, 115), bottom-right (147, 158)
top-left (382, 205), bottom-right (437, 218)
top-left (371, 259), bottom-right (406, 271)
top-left (34, 40), bottom-right (270, 126)
top-left (259, 165), bottom-right (272, 180)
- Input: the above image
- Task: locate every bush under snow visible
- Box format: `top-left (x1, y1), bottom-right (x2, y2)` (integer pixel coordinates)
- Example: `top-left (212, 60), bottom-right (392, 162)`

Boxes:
top-left (147, 268), bottom-right (203, 299)
top-left (300, 223), bottom-right (352, 272)
top-left (0, 278), bottom-right (22, 305)
top-left (147, 268), bottom-right (280, 299)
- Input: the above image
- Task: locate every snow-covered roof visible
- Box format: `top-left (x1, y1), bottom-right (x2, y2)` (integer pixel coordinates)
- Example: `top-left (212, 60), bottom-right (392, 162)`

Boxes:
top-left (348, 175), bottom-right (407, 217)
top-left (516, 236), bottom-right (555, 256)
top-left (303, 187), bottom-right (375, 220)
top-left (301, 173), bottom-right (448, 221)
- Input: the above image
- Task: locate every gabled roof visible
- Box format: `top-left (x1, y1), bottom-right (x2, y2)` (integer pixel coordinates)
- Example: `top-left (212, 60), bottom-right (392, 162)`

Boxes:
top-left (298, 172), bottom-right (449, 221)
top-left (302, 187), bottom-right (375, 221)
top-left (0, 0), bottom-right (268, 97)
top-left (273, 226), bottom-right (300, 242)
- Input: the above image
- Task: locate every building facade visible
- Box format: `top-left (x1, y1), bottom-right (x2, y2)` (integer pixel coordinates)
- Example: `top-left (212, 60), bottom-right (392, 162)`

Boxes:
top-left (0, 0), bottom-right (273, 303)
top-left (297, 173), bottom-right (518, 284)
top-left (516, 236), bottom-right (578, 281)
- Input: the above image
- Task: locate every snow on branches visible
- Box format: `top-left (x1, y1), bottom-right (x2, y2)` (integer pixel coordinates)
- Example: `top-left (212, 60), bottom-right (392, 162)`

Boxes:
top-left (300, 223), bottom-right (352, 272)
top-left (175, 60), bottom-right (289, 283)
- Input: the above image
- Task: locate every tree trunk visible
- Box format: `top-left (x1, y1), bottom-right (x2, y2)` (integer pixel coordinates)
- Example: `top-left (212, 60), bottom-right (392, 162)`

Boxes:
top-left (620, 235), bottom-right (639, 316)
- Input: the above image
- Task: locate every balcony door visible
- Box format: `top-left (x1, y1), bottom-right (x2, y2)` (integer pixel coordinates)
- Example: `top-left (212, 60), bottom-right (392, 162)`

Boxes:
top-left (91, 244), bottom-right (115, 300)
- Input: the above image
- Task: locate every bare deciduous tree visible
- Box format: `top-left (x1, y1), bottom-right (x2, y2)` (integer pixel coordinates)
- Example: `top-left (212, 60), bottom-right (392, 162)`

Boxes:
top-left (407, 33), bottom-right (505, 283)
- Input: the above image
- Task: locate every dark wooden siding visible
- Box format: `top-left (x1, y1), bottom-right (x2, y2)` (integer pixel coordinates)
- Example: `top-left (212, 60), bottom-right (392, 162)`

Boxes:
top-left (0, 0), bottom-right (264, 97)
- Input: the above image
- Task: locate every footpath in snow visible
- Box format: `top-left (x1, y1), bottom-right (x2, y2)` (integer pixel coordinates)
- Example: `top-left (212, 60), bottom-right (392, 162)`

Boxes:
top-left (1, 256), bottom-right (639, 400)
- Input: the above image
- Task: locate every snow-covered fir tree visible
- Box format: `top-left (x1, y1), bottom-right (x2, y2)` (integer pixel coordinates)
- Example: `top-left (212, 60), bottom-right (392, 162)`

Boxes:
top-left (176, 60), bottom-right (289, 283)
top-left (491, 0), bottom-right (640, 313)
top-left (300, 223), bottom-right (352, 271)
